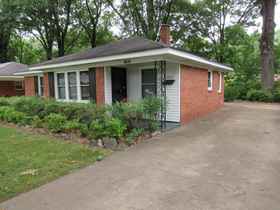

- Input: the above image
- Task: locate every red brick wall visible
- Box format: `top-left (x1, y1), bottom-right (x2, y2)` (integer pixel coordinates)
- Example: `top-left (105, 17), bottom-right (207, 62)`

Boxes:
top-left (95, 67), bottom-right (105, 105)
top-left (43, 73), bottom-right (50, 98)
top-left (0, 81), bottom-right (17, 96)
top-left (24, 76), bottom-right (36, 96)
top-left (180, 65), bottom-right (224, 124)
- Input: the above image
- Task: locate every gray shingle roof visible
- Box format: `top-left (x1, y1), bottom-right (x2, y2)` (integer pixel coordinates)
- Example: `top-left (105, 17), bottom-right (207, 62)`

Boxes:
top-left (30, 37), bottom-right (169, 68)
top-left (0, 62), bottom-right (28, 76)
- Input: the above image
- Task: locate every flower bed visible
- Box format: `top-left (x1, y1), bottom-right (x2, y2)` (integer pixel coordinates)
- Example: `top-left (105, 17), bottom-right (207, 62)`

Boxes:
top-left (0, 97), bottom-right (162, 149)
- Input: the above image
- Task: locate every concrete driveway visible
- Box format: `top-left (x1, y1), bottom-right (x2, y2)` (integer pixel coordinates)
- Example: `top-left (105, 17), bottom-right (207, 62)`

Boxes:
top-left (1, 102), bottom-right (280, 210)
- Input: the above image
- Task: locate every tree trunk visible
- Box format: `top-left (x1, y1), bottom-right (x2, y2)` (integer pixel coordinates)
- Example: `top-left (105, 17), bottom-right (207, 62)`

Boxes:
top-left (0, 31), bottom-right (10, 63)
top-left (260, 0), bottom-right (276, 89)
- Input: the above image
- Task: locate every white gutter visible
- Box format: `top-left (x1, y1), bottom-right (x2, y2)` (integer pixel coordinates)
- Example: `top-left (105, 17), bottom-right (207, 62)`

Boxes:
top-left (27, 48), bottom-right (233, 72)
top-left (14, 70), bottom-right (43, 76)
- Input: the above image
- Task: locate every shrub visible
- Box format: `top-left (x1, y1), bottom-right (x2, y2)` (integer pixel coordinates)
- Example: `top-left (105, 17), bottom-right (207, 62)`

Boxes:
top-left (125, 128), bottom-right (144, 145)
top-left (142, 97), bottom-right (161, 132)
top-left (106, 118), bottom-right (126, 139)
top-left (0, 98), bottom-right (10, 106)
top-left (31, 116), bottom-right (44, 128)
top-left (224, 85), bottom-right (240, 102)
top-left (246, 89), bottom-right (273, 102)
top-left (11, 97), bottom-right (45, 116)
top-left (45, 113), bottom-right (67, 133)
top-left (0, 106), bottom-right (27, 124)
top-left (64, 120), bottom-right (82, 133)
top-left (89, 117), bottom-right (126, 140)
top-left (272, 81), bottom-right (280, 102)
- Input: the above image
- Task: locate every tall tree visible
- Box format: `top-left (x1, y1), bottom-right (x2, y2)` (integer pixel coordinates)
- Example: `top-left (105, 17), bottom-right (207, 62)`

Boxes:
top-left (173, 0), bottom-right (260, 62)
top-left (260, 0), bottom-right (276, 89)
top-left (49, 0), bottom-right (77, 57)
top-left (76, 0), bottom-right (103, 48)
top-left (22, 0), bottom-right (55, 60)
top-left (0, 0), bottom-right (21, 62)
top-left (108, 0), bottom-right (175, 40)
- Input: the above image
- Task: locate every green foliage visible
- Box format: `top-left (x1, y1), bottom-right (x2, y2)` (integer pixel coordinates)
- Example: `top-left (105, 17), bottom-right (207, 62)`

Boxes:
top-left (89, 117), bottom-right (126, 140)
top-left (125, 128), bottom-right (144, 145)
top-left (0, 97), bottom-right (161, 145)
top-left (246, 89), bottom-right (273, 102)
top-left (31, 116), bottom-right (44, 128)
top-left (0, 106), bottom-right (27, 124)
top-left (45, 113), bottom-right (67, 133)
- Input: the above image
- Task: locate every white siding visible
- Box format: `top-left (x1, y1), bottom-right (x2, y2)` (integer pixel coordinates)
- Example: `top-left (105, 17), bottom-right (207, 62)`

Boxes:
top-left (104, 67), bottom-right (112, 105)
top-left (126, 62), bottom-right (180, 122)
top-left (127, 66), bottom-right (142, 102)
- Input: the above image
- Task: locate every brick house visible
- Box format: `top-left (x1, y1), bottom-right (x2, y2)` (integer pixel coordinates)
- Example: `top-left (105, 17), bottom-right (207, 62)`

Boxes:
top-left (16, 25), bottom-right (233, 125)
top-left (0, 62), bottom-right (27, 97)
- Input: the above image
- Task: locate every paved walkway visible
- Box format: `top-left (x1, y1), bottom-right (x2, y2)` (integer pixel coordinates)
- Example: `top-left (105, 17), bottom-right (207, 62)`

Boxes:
top-left (1, 102), bottom-right (280, 210)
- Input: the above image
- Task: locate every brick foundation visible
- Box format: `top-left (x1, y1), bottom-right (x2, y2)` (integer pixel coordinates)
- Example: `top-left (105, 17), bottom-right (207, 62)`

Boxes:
top-left (180, 65), bottom-right (224, 124)
top-left (95, 67), bottom-right (105, 105)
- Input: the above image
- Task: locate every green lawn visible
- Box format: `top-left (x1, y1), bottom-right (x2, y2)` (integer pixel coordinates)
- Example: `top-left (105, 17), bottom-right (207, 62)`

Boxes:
top-left (0, 125), bottom-right (109, 202)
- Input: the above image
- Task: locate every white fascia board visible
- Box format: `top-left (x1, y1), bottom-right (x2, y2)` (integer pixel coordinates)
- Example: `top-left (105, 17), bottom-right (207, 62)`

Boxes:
top-left (0, 76), bottom-right (24, 80)
top-left (168, 49), bottom-right (233, 72)
top-left (14, 70), bottom-right (43, 76)
top-left (28, 47), bottom-right (233, 72)
top-left (29, 48), bottom-right (169, 71)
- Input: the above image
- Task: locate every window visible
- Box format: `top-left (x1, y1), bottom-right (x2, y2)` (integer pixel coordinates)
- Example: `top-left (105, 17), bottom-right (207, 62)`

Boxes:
top-left (80, 71), bottom-right (90, 100)
top-left (15, 81), bottom-right (24, 96)
top-left (208, 71), bottom-right (213, 91)
top-left (57, 73), bottom-right (66, 99)
top-left (218, 72), bottom-right (222, 93)
top-left (68, 72), bottom-right (77, 100)
top-left (142, 69), bottom-right (157, 98)
top-left (39, 76), bottom-right (44, 96)
top-left (55, 70), bottom-right (91, 101)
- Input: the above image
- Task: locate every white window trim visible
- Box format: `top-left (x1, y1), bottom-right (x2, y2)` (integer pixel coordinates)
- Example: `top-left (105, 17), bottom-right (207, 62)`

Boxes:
top-left (38, 75), bottom-right (44, 96)
top-left (54, 70), bottom-right (90, 103)
top-left (208, 70), bottom-right (213, 91)
top-left (139, 66), bottom-right (158, 98)
top-left (218, 72), bottom-right (222, 93)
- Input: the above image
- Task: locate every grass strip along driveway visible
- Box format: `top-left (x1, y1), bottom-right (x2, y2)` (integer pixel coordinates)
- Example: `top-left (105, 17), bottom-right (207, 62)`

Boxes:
top-left (0, 125), bottom-right (109, 202)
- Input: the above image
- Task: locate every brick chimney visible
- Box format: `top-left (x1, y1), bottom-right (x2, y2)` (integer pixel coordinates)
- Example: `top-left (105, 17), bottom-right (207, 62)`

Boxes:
top-left (160, 24), bottom-right (171, 46)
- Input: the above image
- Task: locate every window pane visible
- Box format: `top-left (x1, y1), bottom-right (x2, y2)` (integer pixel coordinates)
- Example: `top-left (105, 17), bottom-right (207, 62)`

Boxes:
top-left (81, 86), bottom-right (90, 100)
top-left (68, 72), bottom-right (77, 100)
top-left (68, 72), bottom-right (76, 85)
top-left (39, 77), bottom-right (44, 96)
top-left (142, 85), bottom-right (156, 98)
top-left (80, 71), bottom-right (90, 100)
top-left (57, 73), bottom-right (65, 86)
top-left (57, 73), bottom-right (65, 99)
top-left (69, 86), bottom-right (77, 99)
top-left (142, 69), bottom-right (156, 98)
top-left (142, 69), bottom-right (156, 84)
top-left (58, 87), bottom-right (66, 99)
top-left (208, 72), bottom-right (212, 88)
top-left (80, 71), bottom-right (89, 85)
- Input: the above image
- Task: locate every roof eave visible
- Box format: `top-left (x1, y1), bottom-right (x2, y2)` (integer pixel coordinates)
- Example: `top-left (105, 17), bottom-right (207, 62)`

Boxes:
top-left (28, 48), bottom-right (233, 72)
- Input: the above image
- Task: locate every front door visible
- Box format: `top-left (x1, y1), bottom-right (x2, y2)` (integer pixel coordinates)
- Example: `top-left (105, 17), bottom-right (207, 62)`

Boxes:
top-left (111, 67), bottom-right (127, 102)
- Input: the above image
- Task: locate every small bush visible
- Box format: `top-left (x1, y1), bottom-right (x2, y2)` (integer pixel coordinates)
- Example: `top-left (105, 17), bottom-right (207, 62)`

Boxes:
top-left (0, 106), bottom-right (27, 124)
top-left (32, 116), bottom-right (44, 128)
top-left (0, 98), bottom-right (10, 106)
top-left (125, 128), bottom-right (144, 145)
top-left (106, 118), bottom-right (126, 139)
top-left (246, 89), bottom-right (273, 102)
top-left (64, 120), bottom-right (82, 133)
top-left (224, 85), bottom-right (240, 102)
top-left (45, 113), bottom-right (67, 133)
top-left (12, 97), bottom-right (45, 116)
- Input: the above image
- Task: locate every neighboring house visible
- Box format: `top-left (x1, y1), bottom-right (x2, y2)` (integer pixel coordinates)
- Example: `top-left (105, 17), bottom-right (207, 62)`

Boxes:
top-left (0, 62), bottom-right (27, 97)
top-left (16, 25), bottom-right (233, 125)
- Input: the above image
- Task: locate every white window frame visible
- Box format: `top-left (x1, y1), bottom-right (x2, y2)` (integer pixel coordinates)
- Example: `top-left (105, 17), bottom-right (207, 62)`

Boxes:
top-left (218, 72), bottom-right (222, 93)
top-left (54, 70), bottom-right (90, 103)
top-left (140, 66), bottom-right (158, 98)
top-left (38, 75), bottom-right (44, 96)
top-left (208, 70), bottom-right (213, 91)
